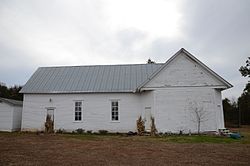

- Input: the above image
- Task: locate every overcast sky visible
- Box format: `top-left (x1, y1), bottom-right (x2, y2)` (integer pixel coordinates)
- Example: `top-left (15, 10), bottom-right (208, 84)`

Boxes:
top-left (0, 0), bottom-right (249, 98)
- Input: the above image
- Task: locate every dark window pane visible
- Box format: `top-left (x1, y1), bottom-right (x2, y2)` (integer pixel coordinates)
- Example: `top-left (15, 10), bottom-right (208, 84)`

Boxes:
top-left (75, 101), bottom-right (82, 121)
top-left (111, 101), bottom-right (119, 121)
top-left (112, 101), bottom-right (118, 106)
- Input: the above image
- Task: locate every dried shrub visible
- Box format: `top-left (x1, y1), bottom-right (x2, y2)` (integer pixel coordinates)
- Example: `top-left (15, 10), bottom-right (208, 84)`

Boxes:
top-left (98, 130), bottom-right (108, 135)
top-left (150, 116), bottom-right (157, 136)
top-left (45, 114), bottom-right (54, 133)
top-left (76, 128), bottom-right (85, 134)
top-left (137, 116), bottom-right (145, 136)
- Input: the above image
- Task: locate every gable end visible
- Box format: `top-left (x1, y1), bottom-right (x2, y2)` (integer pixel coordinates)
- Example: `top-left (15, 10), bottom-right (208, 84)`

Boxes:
top-left (137, 48), bottom-right (233, 91)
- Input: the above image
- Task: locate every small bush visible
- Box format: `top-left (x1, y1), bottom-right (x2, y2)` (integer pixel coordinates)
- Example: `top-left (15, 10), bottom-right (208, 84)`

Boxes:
top-left (56, 129), bottom-right (66, 134)
top-left (76, 128), bottom-right (85, 134)
top-left (164, 132), bottom-right (172, 136)
top-left (36, 130), bottom-right (44, 135)
top-left (150, 116), bottom-right (157, 136)
top-left (137, 116), bottom-right (145, 136)
top-left (158, 132), bottom-right (163, 136)
top-left (87, 130), bottom-right (92, 134)
top-left (127, 131), bottom-right (137, 136)
top-left (98, 130), bottom-right (108, 135)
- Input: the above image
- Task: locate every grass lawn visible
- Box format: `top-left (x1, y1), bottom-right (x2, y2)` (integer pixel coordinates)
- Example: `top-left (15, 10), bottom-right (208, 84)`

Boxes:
top-left (0, 126), bottom-right (250, 165)
top-left (63, 126), bottom-right (250, 144)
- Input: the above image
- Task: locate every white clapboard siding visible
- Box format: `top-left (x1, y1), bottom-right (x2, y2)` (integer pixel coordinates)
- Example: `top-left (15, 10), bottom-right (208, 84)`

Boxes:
top-left (0, 101), bottom-right (22, 131)
top-left (0, 102), bottom-right (13, 131)
top-left (144, 53), bottom-right (224, 88)
top-left (22, 93), bottom-right (144, 132)
top-left (153, 88), bottom-right (224, 133)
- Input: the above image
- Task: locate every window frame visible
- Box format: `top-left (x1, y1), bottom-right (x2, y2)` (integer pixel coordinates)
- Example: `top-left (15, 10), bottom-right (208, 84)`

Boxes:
top-left (110, 100), bottom-right (120, 122)
top-left (74, 100), bottom-right (83, 122)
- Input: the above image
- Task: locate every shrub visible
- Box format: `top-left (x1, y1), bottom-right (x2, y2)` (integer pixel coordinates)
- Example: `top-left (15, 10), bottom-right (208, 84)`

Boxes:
top-left (98, 130), bottom-right (108, 135)
top-left (56, 129), bottom-right (66, 134)
top-left (150, 116), bottom-right (157, 136)
top-left (87, 130), bottom-right (92, 134)
top-left (164, 132), bottom-right (172, 136)
top-left (137, 116), bottom-right (145, 136)
top-left (158, 132), bottom-right (163, 136)
top-left (76, 128), bottom-right (85, 134)
top-left (127, 131), bottom-right (136, 136)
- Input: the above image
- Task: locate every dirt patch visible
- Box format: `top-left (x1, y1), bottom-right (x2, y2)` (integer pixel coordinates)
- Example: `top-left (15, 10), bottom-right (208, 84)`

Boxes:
top-left (0, 133), bottom-right (250, 166)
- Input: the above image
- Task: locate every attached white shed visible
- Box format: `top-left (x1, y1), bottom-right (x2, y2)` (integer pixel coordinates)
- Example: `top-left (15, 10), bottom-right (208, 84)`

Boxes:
top-left (0, 98), bottom-right (23, 132)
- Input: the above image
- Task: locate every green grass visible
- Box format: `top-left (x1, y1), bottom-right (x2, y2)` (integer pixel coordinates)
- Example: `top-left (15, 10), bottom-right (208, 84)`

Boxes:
top-left (1, 128), bottom-right (250, 144)
top-left (60, 126), bottom-right (250, 144)
top-left (61, 133), bottom-right (246, 144)
top-left (238, 131), bottom-right (250, 144)
top-left (154, 135), bottom-right (240, 143)
top-left (61, 133), bottom-right (121, 141)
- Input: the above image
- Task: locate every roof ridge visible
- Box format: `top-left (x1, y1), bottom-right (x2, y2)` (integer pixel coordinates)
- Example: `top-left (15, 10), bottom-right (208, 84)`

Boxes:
top-left (39, 63), bottom-right (164, 69)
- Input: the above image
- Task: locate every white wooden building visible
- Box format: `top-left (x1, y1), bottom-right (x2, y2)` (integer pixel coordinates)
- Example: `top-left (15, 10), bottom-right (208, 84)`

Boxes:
top-left (20, 48), bottom-right (232, 133)
top-left (0, 97), bottom-right (23, 131)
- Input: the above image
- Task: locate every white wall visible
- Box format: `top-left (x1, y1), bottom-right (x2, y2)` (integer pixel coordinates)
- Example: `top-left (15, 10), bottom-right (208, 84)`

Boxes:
top-left (144, 53), bottom-right (224, 88)
top-left (141, 52), bottom-right (226, 133)
top-left (0, 102), bottom-right (13, 131)
top-left (153, 87), bottom-right (224, 133)
top-left (214, 89), bottom-right (225, 129)
top-left (12, 106), bottom-right (22, 131)
top-left (22, 88), bottom-right (224, 133)
top-left (22, 93), bottom-right (144, 132)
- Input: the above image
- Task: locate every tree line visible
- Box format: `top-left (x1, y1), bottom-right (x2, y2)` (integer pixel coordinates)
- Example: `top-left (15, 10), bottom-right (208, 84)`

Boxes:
top-left (223, 57), bottom-right (250, 126)
top-left (0, 82), bottom-right (23, 101)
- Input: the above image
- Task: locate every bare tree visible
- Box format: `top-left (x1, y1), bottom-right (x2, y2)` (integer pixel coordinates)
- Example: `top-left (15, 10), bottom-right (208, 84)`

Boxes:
top-left (189, 101), bottom-right (209, 134)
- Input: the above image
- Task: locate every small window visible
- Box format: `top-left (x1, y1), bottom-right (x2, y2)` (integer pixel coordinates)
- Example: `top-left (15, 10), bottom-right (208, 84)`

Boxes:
top-left (75, 101), bottom-right (82, 121)
top-left (111, 101), bottom-right (119, 121)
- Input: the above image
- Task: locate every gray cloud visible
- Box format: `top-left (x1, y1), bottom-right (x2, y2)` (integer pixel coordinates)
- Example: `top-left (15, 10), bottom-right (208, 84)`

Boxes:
top-left (0, 0), bottom-right (249, 98)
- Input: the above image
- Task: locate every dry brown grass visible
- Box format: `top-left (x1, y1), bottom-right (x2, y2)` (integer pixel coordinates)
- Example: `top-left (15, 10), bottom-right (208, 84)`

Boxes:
top-left (0, 127), bottom-right (250, 166)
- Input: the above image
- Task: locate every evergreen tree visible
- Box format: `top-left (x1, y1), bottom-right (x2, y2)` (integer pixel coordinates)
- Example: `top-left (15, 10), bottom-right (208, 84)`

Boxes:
top-left (0, 83), bottom-right (23, 101)
top-left (239, 57), bottom-right (250, 77)
top-left (238, 83), bottom-right (250, 124)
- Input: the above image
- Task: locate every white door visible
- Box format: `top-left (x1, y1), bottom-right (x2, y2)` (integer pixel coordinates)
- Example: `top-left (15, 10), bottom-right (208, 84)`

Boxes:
top-left (47, 108), bottom-right (54, 122)
top-left (145, 107), bottom-right (151, 132)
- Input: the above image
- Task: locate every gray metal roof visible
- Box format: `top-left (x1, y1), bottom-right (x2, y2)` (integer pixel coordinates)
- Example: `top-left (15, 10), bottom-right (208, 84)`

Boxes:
top-left (20, 64), bottom-right (163, 94)
top-left (0, 97), bottom-right (23, 106)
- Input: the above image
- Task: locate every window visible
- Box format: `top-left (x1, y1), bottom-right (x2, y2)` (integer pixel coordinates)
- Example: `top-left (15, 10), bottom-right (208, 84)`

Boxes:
top-left (111, 101), bottom-right (119, 121)
top-left (75, 101), bottom-right (82, 121)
